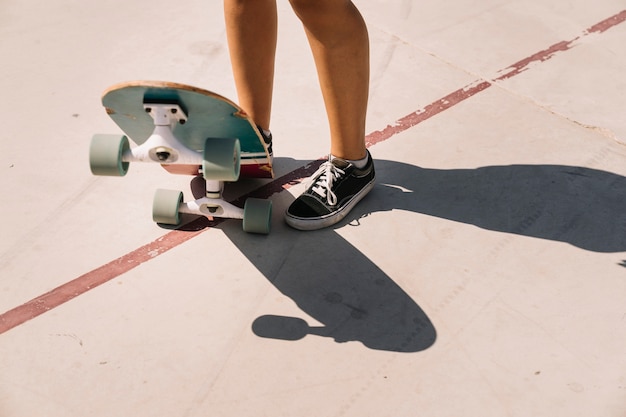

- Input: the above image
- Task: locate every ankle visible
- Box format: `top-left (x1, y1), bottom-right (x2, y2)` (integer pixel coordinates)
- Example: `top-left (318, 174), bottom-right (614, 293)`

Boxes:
top-left (331, 152), bottom-right (369, 169)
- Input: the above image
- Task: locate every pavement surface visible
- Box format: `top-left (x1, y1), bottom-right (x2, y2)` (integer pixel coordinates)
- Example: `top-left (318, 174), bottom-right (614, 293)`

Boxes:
top-left (1, 1), bottom-right (625, 416)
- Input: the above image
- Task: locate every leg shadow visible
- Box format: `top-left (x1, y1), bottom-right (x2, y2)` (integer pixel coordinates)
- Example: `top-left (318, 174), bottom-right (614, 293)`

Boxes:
top-left (355, 160), bottom-right (626, 253)
top-left (215, 159), bottom-right (438, 352)
top-left (221, 213), bottom-right (437, 353)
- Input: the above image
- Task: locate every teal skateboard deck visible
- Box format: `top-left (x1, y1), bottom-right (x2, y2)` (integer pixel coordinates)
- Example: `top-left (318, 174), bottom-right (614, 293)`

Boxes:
top-left (89, 80), bottom-right (273, 234)
top-left (100, 80), bottom-right (273, 178)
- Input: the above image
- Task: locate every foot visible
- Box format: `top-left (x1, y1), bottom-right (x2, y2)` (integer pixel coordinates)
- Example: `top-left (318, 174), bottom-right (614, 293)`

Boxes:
top-left (285, 151), bottom-right (375, 230)
top-left (257, 125), bottom-right (273, 160)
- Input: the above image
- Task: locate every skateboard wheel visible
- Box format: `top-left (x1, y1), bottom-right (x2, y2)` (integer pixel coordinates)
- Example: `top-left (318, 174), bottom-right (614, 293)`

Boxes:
top-left (152, 189), bottom-right (183, 225)
top-left (89, 134), bottom-right (130, 176)
top-left (202, 137), bottom-right (240, 181)
top-left (243, 198), bottom-right (272, 234)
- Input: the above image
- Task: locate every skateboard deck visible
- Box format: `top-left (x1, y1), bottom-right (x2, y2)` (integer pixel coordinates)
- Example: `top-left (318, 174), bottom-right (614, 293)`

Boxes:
top-left (90, 80), bottom-right (273, 234)
top-left (102, 80), bottom-right (273, 178)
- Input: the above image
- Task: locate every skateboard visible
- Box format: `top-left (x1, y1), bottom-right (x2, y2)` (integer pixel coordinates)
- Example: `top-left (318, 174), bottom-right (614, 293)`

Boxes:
top-left (89, 80), bottom-right (274, 234)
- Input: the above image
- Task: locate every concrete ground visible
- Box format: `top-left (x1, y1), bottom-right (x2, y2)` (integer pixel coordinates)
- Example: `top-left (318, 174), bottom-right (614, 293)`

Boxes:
top-left (1, 0), bottom-right (625, 416)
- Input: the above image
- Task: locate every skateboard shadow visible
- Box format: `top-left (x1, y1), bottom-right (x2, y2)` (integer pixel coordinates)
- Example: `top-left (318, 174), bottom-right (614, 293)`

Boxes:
top-left (195, 157), bottom-right (626, 352)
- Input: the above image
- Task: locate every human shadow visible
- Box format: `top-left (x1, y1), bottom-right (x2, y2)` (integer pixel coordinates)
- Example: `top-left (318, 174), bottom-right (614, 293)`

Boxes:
top-left (358, 160), bottom-right (626, 253)
top-left (199, 157), bottom-right (626, 352)
top-left (208, 158), bottom-right (438, 353)
top-left (220, 200), bottom-right (437, 353)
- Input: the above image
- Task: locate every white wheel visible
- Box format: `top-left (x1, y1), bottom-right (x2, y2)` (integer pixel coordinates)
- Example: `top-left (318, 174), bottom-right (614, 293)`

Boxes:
top-left (152, 189), bottom-right (183, 225)
top-left (202, 137), bottom-right (240, 181)
top-left (89, 134), bottom-right (130, 176)
top-left (243, 198), bottom-right (272, 234)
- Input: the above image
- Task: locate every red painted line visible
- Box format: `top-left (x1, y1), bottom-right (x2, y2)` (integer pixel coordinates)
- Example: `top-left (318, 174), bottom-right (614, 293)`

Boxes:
top-left (1, 9), bottom-right (625, 335)
top-left (0, 228), bottom-right (208, 334)
top-left (497, 10), bottom-right (626, 81)
top-left (368, 8), bottom-right (626, 146)
top-left (494, 40), bottom-right (574, 81)
top-left (366, 81), bottom-right (492, 146)
top-left (586, 9), bottom-right (626, 34)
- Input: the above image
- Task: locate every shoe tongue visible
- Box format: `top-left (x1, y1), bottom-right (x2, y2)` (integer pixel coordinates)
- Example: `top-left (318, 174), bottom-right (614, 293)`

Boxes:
top-left (329, 155), bottom-right (350, 169)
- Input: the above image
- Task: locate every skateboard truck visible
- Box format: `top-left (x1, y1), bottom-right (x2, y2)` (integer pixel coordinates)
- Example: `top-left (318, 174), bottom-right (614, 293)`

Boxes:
top-left (153, 178), bottom-right (272, 234)
top-left (174, 180), bottom-right (246, 219)
top-left (124, 103), bottom-right (202, 165)
top-left (141, 103), bottom-right (271, 233)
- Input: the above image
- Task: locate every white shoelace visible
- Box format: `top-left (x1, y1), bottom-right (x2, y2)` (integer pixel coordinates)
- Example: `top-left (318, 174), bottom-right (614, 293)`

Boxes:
top-left (307, 161), bottom-right (346, 206)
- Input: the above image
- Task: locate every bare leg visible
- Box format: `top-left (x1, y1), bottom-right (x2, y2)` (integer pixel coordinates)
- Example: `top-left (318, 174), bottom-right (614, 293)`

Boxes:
top-left (223, 0), bottom-right (277, 131)
top-left (289, 0), bottom-right (369, 161)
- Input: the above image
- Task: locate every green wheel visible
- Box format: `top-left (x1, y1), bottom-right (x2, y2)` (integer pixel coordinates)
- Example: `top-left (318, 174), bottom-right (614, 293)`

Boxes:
top-left (202, 137), bottom-right (240, 181)
top-left (152, 189), bottom-right (183, 225)
top-left (89, 134), bottom-right (130, 176)
top-left (243, 198), bottom-right (272, 234)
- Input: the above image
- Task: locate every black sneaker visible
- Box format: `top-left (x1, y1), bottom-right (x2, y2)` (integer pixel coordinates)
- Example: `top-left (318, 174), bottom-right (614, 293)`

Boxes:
top-left (285, 151), bottom-right (375, 230)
